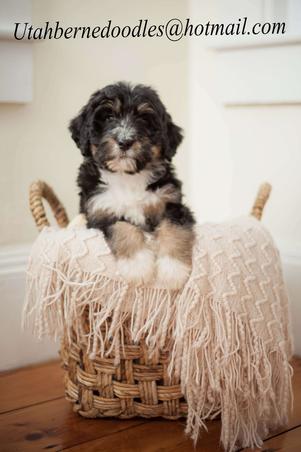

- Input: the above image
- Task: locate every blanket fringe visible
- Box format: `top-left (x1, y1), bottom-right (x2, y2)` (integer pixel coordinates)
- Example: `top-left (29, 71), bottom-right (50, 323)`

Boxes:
top-left (23, 258), bottom-right (293, 452)
top-left (169, 293), bottom-right (293, 450)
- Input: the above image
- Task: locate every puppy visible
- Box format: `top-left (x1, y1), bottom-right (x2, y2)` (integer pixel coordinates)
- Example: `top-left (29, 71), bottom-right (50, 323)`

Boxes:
top-left (69, 82), bottom-right (195, 289)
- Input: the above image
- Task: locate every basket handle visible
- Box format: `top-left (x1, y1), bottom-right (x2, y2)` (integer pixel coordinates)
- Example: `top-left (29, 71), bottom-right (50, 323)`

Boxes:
top-left (29, 180), bottom-right (69, 231)
top-left (251, 182), bottom-right (272, 220)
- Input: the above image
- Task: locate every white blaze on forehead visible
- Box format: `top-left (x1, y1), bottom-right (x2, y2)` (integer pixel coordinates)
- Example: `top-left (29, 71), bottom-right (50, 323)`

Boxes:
top-left (112, 116), bottom-right (136, 142)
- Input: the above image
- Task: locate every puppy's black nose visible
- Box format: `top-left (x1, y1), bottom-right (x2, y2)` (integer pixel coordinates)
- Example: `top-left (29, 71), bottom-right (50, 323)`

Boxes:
top-left (118, 139), bottom-right (134, 151)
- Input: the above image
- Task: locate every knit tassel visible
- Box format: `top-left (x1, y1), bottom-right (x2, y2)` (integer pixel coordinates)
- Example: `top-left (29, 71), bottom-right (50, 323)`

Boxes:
top-left (169, 293), bottom-right (293, 451)
top-left (23, 220), bottom-right (293, 451)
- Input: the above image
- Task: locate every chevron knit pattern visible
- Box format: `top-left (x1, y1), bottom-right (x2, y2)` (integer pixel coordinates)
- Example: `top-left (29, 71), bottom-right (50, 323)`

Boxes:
top-left (23, 216), bottom-right (293, 451)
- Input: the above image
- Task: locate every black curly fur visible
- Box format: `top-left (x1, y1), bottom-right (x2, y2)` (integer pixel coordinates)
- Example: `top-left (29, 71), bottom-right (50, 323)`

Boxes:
top-left (69, 82), bottom-right (195, 235)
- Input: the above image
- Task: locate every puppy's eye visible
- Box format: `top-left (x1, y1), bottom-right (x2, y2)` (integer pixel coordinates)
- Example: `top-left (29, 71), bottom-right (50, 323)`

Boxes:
top-left (138, 112), bottom-right (154, 124)
top-left (140, 112), bottom-right (152, 119)
top-left (94, 107), bottom-right (115, 126)
top-left (138, 112), bottom-right (160, 130)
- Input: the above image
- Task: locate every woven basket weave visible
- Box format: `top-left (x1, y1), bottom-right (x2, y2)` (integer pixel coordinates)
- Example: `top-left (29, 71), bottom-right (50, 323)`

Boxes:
top-left (29, 180), bottom-right (271, 420)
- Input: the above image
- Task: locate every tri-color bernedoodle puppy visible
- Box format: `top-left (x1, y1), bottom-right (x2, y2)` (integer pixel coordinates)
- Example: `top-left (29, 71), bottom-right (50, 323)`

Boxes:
top-left (69, 82), bottom-right (195, 289)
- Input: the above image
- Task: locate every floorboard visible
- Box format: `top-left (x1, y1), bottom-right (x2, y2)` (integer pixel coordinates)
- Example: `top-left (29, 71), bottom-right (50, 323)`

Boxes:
top-left (0, 357), bottom-right (300, 451)
top-left (0, 398), bottom-right (145, 452)
top-left (63, 419), bottom-right (223, 452)
top-left (243, 425), bottom-right (301, 452)
top-left (0, 360), bottom-right (64, 414)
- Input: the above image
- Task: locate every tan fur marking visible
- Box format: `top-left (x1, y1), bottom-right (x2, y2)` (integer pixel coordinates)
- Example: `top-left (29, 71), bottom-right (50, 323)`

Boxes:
top-left (107, 158), bottom-right (137, 173)
top-left (156, 220), bottom-right (195, 265)
top-left (131, 141), bottom-right (142, 152)
top-left (100, 98), bottom-right (121, 113)
top-left (91, 144), bottom-right (98, 157)
top-left (143, 185), bottom-right (181, 225)
top-left (157, 184), bottom-right (181, 203)
top-left (92, 137), bottom-right (117, 158)
top-left (143, 200), bottom-right (165, 224)
top-left (100, 99), bottom-right (114, 109)
top-left (88, 208), bottom-right (115, 224)
top-left (110, 221), bottom-right (145, 258)
top-left (113, 98), bottom-right (121, 113)
top-left (137, 103), bottom-right (155, 114)
top-left (106, 136), bottom-right (117, 146)
top-left (151, 145), bottom-right (161, 158)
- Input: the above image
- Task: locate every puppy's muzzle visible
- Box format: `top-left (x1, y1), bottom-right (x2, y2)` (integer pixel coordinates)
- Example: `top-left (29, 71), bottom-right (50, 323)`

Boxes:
top-left (117, 138), bottom-right (135, 152)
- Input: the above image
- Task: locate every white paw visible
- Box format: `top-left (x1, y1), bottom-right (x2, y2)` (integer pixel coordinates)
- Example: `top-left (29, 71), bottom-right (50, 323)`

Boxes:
top-left (116, 248), bottom-right (155, 285)
top-left (156, 256), bottom-right (191, 290)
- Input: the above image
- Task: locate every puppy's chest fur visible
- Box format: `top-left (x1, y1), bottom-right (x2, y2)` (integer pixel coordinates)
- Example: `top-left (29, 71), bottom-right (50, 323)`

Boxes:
top-left (88, 170), bottom-right (161, 226)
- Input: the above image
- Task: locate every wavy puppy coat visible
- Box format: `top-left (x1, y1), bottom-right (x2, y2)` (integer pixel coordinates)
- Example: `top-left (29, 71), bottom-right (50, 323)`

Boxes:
top-left (69, 82), bottom-right (195, 289)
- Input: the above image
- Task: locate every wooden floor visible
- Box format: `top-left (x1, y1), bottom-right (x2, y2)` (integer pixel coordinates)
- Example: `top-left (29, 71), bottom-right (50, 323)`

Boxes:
top-left (0, 358), bottom-right (300, 452)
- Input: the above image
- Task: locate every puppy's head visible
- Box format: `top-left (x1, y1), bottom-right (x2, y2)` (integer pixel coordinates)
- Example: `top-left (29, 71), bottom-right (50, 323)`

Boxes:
top-left (69, 82), bottom-right (183, 173)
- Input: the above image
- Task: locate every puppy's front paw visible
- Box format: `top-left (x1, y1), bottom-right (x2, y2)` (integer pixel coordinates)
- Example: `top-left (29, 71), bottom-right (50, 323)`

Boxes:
top-left (156, 256), bottom-right (191, 290)
top-left (116, 248), bottom-right (155, 285)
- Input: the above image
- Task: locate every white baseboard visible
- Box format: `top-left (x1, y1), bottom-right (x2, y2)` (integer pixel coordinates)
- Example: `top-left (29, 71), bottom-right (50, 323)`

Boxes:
top-left (280, 249), bottom-right (301, 357)
top-left (0, 243), bottom-right (32, 276)
top-left (0, 242), bottom-right (300, 371)
top-left (0, 243), bottom-right (58, 371)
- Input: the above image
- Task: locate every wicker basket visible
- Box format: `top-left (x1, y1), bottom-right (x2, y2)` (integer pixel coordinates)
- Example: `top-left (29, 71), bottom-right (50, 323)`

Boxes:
top-left (29, 180), bottom-right (271, 420)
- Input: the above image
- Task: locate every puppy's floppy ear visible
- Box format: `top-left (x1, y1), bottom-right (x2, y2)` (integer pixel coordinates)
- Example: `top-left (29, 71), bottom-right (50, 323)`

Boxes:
top-left (164, 112), bottom-right (183, 160)
top-left (69, 107), bottom-right (91, 157)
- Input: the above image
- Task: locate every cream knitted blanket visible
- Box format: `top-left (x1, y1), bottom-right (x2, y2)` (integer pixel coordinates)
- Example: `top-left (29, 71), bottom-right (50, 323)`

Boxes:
top-left (23, 216), bottom-right (293, 451)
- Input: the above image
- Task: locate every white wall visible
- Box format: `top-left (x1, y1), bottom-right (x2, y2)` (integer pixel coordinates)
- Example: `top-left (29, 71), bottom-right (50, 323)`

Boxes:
top-left (188, 0), bottom-right (301, 354)
top-left (1, 0), bottom-right (300, 369)
top-left (0, 252), bottom-right (58, 370)
top-left (0, 0), bottom-right (190, 370)
top-left (0, 0), bottom-right (189, 246)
